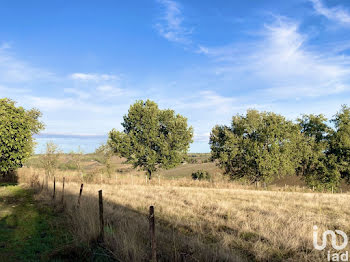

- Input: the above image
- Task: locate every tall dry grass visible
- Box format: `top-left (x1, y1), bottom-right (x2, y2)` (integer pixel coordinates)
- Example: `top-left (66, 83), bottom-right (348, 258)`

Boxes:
top-left (18, 167), bottom-right (350, 262)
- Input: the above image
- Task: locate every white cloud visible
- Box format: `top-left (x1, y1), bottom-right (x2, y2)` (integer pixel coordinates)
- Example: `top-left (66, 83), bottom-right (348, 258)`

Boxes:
top-left (96, 85), bottom-right (126, 97)
top-left (193, 132), bottom-right (210, 142)
top-left (0, 46), bottom-right (55, 83)
top-left (64, 88), bottom-right (91, 99)
top-left (310, 0), bottom-right (350, 25)
top-left (70, 73), bottom-right (119, 82)
top-left (189, 90), bottom-right (236, 113)
top-left (0, 42), bottom-right (11, 50)
top-left (24, 96), bottom-right (76, 111)
top-left (22, 95), bottom-right (127, 114)
top-left (155, 0), bottom-right (192, 44)
top-left (199, 18), bottom-right (350, 99)
top-left (0, 85), bottom-right (30, 94)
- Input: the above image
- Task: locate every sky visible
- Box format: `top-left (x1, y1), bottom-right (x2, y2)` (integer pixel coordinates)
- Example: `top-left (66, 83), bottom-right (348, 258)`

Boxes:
top-left (1, 0), bottom-right (350, 153)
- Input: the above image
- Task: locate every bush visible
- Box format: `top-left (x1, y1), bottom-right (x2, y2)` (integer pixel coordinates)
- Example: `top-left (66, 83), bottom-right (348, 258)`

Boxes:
top-left (191, 170), bottom-right (211, 181)
top-left (188, 158), bottom-right (198, 164)
top-left (58, 160), bottom-right (78, 171)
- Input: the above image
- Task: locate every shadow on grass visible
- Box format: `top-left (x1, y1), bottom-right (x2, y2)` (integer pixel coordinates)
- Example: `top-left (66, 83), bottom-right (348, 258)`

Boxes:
top-left (0, 185), bottom-right (115, 262)
top-left (0, 182), bottom-right (18, 187)
top-left (40, 185), bottom-right (261, 262)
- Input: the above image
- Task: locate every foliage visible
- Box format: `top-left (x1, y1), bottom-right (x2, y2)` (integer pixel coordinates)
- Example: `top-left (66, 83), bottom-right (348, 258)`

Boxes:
top-left (188, 158), bottom-right (198, 164)
top-left (58, 160), bottom-right (79, 171)
top-left (209, 108), bottom-right (350, 189)
top-left (95, 144), bottom-right (114, 178)
top-left (191, 170), bottom-right (211, 181)
top-left (108, 100), bottom-right (193, 179)
top-left (297, 114), bottom-right (340, 190)
top-left (329, 105), bottom-right (350, 183)
top-left (210, 110), bottom-right (304, 184)
top-left (68, 147), bottom-right (84, 176)
top-left (40, 142), bottom-right (60, 178)
top-left (0, 98), bottom-right (44, 179)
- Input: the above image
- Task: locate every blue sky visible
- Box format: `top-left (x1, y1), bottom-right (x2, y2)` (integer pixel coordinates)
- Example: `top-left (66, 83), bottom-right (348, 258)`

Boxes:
top-left (1, 0), bottom-right (350, 153)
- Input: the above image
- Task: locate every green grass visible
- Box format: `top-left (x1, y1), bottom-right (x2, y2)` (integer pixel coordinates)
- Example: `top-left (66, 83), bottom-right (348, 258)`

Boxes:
top-left (0, 184), bottom-right (117, 262)
top-left (0, 184), bottom-right (74, 261)
top-left (161, 162), bottom-right (221, 179)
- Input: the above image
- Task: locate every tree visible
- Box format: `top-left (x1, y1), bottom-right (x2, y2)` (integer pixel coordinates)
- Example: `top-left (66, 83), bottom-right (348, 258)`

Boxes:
top-left (41, 142), bottom-right (60, 188)
top-left (297, 114), bottom-right (331, 144)
top-left (0, 98), bottom-right (44, 180)
top-left (329, 105), bottom-right (350, 183)
top-left (69, 147), bottom-right (84, 177)
top-left (95, 143), bottom-right (114, 179)
top-left (108, 100), bottom-right (193, 179)
top-left (296, 114), bottom-right (339, 190)
top-left (210, 110), bottom-right (303, 184)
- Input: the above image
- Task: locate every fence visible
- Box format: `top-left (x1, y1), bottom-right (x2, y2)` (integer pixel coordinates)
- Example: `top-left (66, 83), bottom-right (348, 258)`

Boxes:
top-left (40, 177), bottom-right (158, 262)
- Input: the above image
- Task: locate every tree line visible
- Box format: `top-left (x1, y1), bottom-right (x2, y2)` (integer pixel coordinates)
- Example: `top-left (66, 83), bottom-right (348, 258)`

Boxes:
top-left (2, 97), bottom-right (350, 190)
top-left (210, 106), bottom-right (350, 190)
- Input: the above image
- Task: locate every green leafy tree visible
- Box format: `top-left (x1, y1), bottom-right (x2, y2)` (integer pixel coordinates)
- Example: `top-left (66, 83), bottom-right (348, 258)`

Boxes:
top-left (329, 105), bottom-right (350, 183)
top-left (210, 110), bottom-right (303, 184)
top-left (297, 114), bottom-right (339, 190)
top-left (0, 98), bottom-right (44, 180)
top-left (108, 100), bottom-right (193, 179)
top-left (298, 114), bottom-right (331, 144)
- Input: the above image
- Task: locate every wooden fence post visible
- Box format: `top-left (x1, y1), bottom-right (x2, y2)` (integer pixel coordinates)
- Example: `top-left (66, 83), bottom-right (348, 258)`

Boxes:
top-left (98, 190), bottom-right (104, 242)
top-left (149, 206), bottom-right (157, 262)
top-left (78, 183), bottom-right (83, 207)
top-left (61, 177), bottom-right (65, 203)
top-left (52, 177), bottom-right (56, 200)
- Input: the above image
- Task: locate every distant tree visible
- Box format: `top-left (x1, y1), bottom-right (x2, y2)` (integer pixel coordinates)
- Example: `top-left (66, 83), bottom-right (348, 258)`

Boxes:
top-left (95, 144), bottom-right (113, 178)
top-left (210, 110), bottom-right (303, 184)
top-left (0, 98), bottom-right (44, 181)
top-left (108, 100), bottom-right (193, 179)
top-left (297, 114), bottom-right (339, 190)
top-left (41, 142), bottom-right (60, 188)
top-left (69, 147), bottom-right (84, 177)
top-left (329, 105), bottom-right (350, 184)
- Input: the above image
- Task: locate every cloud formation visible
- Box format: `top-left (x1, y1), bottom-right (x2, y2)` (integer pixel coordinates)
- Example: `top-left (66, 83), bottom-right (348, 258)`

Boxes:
top-left (70, 73), bottom-right (119, 82)
top-left (0, 45), bottom-right (55, 83)
top-left (310, 0), bottom-right (350, 25)
top-left (199, 18), bottom-right (350, 99)
top-left (155, 0), bottom-right (192, 44)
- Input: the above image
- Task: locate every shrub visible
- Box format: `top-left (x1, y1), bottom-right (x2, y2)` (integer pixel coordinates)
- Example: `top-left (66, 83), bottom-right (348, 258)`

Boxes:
top-left (188, 158), bottom-right (198, 164)
top-left (191, 170), bottom-right (211, 181)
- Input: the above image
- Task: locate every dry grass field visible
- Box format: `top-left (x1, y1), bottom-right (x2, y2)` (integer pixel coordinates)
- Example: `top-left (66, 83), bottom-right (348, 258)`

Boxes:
top-left (17, 164), bottom-right (350, 262)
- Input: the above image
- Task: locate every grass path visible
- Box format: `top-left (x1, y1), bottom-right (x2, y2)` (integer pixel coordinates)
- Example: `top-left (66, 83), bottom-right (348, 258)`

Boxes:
top-left (0, 183), bottom-right (74, 261)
